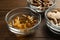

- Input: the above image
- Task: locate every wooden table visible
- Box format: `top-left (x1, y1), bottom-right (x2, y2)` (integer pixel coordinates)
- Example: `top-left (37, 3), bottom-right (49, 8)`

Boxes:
top-left (0, 0), bottom-right (60, 40)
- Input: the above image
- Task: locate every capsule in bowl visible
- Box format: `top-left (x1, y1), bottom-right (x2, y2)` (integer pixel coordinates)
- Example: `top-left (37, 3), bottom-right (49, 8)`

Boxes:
top-left (5, 7), bottom-right (41, 35)
top-left (27, 0), bottom-right (55, 13)
top-left (45, 8), bottom-right (60, 34)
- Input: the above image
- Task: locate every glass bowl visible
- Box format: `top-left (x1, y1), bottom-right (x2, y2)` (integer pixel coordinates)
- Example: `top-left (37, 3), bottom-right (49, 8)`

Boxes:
top-left (5, 7), bottom-right (41, 35)
top-left (45, 6), bottom-right (60, 34)
top-left (27, 0), bottom-right (55, 13)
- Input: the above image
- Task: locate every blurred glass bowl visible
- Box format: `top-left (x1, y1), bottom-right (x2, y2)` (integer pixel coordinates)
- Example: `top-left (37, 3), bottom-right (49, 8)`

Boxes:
top-left (5, 7), bottom-right (41, 35)
top-left (27, 0), bottom-right (55, 13)
top-left (45, 6), bottom-right (60, 34)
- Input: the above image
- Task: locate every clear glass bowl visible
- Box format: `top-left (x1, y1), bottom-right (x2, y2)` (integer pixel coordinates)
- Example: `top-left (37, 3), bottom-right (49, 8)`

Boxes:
top-left (27, 0), bottom-right (55, 13)
top-left (5, 7), bottom-right (41, 35)
top-left (45, 6), bottom-right (60, 34)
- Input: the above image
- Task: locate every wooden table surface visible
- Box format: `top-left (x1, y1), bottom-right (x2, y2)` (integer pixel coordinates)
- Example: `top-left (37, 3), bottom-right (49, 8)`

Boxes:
top-left (0, 0), bottom-right (60, 40)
